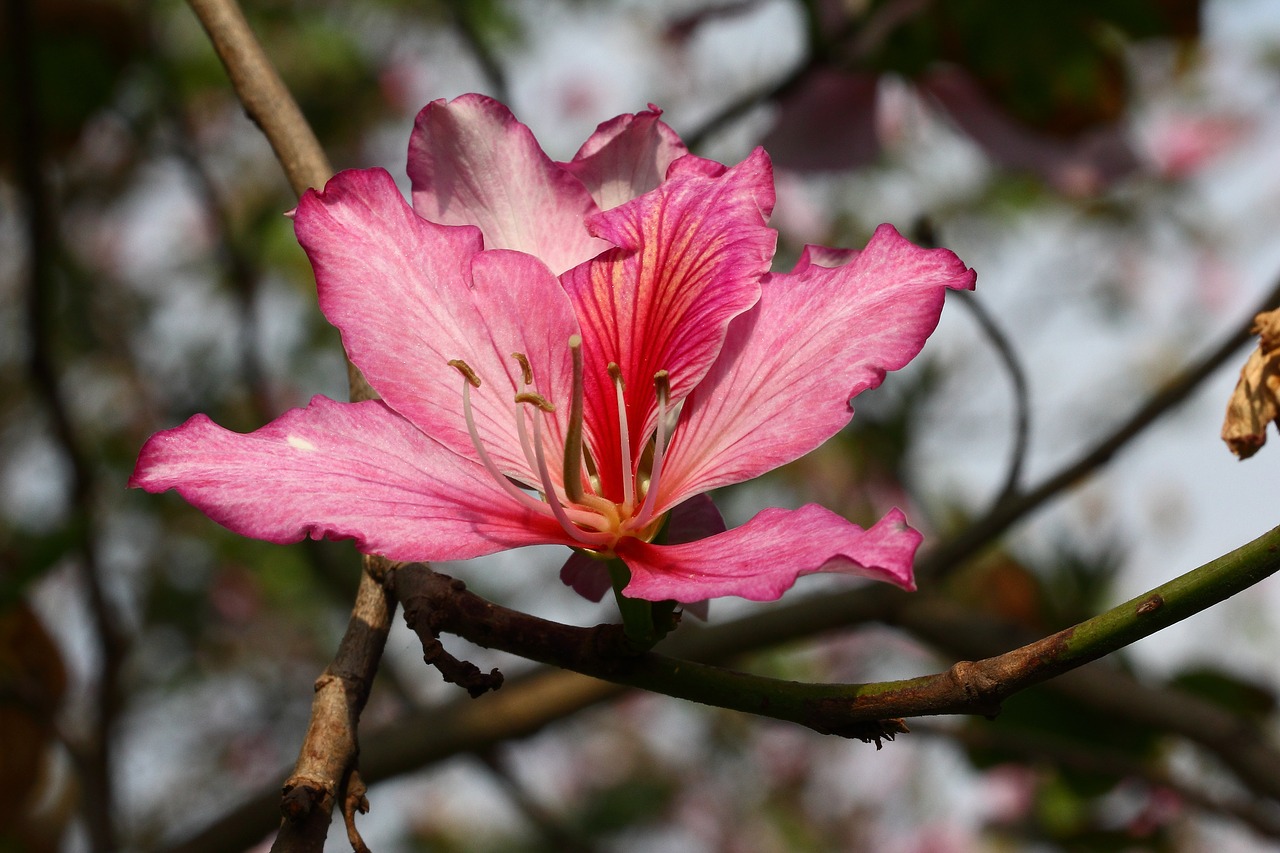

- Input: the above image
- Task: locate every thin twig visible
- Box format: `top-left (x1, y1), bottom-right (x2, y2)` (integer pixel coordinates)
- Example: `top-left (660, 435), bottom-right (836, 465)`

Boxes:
top-left (917, 267), bottom-right (1280, 582)
top-left (951, 291), bottom-right (1031, 507)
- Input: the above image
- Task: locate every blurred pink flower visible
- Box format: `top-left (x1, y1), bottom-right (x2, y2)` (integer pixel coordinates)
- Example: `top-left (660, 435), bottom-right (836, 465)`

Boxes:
top-left (132, 94), bottom-right (974, 603)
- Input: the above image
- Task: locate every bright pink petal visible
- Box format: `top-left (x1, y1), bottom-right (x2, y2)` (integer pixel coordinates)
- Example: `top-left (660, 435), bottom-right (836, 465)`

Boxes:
top-left (657, 224), bottom-right (975, 509)
top-left (129, 397), bottom-right (569, 562)
top-left (294, 167), bottom-right (580, 489)
top-left (617, 505), bottom-right (920, 602)
top-left (562, 148), bottom-right (777, 499)
top-left (408, 93), bottom-right (606, 274)
top-left (561, 105), bottom-right (687, 210)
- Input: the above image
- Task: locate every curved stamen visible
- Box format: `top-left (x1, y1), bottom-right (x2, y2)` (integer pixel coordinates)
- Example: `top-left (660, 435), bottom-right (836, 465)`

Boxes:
top-left (448, 361), bottom-right (555, 518)
top-left (628, 369), bottom-right (670, 531)
top-left (511, 351), bottom-right (533, 386)
top-left (518, 398), bottom-right (611, 547)
top-left (562, 335), bottom-right (586, 503)
top-left (608, 362), bottom-right (634, 511)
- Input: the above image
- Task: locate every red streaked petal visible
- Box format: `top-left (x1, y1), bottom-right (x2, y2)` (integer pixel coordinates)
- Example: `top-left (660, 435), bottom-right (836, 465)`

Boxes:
top-left (617, 505), bottom-right (920, 602)
top-left (562, 148), bottom-right (777, 499)
top-left (657, 224), bottom-right (975, 510)
top-left (294, 168), bottom-right (580, 489)
top-left (130, 397), bottom-right (569, 562)
top-left (561, 105), bottom-right (687, 210)
top-left (408, 93), bottom-right (606, 274)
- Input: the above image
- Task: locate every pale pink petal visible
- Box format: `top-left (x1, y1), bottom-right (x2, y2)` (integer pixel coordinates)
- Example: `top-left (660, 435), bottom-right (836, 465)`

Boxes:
top-left (294, 168), bottom-right (580, 489)
top-left (561, 105), bottom-right (687, 210)
top-left (617, 505), bottom-right (920, 602)
top-left (657, 224), bottom-right (975, 510)
top-left (408, 93), bottom-right (606, 274)
top-left (129, 397), bottom-right (569, 562)
top-left (561, 148), bottom-right (777, 499)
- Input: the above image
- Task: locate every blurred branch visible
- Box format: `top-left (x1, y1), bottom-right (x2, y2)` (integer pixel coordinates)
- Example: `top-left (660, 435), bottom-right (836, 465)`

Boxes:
top-left (443, 0), bottom-right (509, 104)
top-left (914, 722), bottom-right (1280, 840)
top-left (952, 291), bottom-right (1031, 508)
top-left (6, 0), bottom-right (126, 850)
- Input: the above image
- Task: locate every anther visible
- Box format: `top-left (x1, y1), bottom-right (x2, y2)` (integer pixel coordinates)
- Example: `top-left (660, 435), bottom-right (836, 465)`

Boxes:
top-left (511, 352), bottom-right (533, 386)
top-left (514, 391), bottom-right (555, 412)
top-left (563, 335), bottom-right (586, 503)
top-left (448, 359), bottom-right (481, 388)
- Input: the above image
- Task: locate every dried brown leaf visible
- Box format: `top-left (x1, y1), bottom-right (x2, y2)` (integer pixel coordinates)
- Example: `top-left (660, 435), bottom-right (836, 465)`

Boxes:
top-left (1222, 308), bottom-right (1280, 458)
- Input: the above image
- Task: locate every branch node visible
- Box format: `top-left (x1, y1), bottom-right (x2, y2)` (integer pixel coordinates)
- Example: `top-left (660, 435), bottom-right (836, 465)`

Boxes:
top-left (280, 777), bottom-right (329, 821)
top-left (1136, 594), bottom-right (1165, 615)
top-left (948, 660), bottom-right (1002, 716)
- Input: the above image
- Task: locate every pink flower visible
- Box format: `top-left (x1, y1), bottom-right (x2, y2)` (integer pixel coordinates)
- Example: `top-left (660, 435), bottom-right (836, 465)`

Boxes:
top-left (131, 94), bottom-right (975, 604)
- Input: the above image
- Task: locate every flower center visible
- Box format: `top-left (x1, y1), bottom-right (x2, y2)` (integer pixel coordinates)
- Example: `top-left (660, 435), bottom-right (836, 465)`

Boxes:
top-left (447, 336), bottom-right (671, 553)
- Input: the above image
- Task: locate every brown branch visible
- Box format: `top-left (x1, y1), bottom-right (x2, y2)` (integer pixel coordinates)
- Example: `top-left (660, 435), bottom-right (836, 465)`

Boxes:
top-left (186, 0), bottom-right (331, 197)
top-left (270, 557), bottom-right (394, 851)
top-left (183, 2), bottom-right (400, 849)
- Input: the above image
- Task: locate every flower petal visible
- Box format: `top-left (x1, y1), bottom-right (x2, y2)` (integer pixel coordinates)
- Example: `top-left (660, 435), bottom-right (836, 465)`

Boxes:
top-left (560, 105), bottom-right (687, 210)
top-left (561, 148), bottom-right (777, 499)
top-left (558, 551), bottom-right (613, 602)
top-left (130, 397), bottom-right (569, 562)
top-left (616, 505), bottom-right (920, 602)
top-left (408, 93), bottom-right (606, 274)
top-left (657, 224), bottom-right (975, 509)
top-left (294, 167), bottom-right (581, 488)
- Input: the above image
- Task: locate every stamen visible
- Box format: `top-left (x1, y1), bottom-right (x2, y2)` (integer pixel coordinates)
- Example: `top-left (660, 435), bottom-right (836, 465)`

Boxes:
top-left (562, 335), bottom-right (586, 503)
top-left (448, 359), bottom-right (481, 388)
top-left (629, 370), bottom-right (670, 531)
top-left (518, 398), bottom-right (611, 547)
top-left (608, 362), bottom-right (634, 510)
top-left (511, 352), bottom-right (533, 386)
top-left (514, 391), bottom-right (555, 412)
top-left (450, 366), bottom-right (553, 517)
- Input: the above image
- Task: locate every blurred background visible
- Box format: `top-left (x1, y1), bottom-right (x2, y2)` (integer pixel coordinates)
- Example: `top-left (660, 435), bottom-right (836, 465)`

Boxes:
top-left (5, 0), bottom-right (1280, 850)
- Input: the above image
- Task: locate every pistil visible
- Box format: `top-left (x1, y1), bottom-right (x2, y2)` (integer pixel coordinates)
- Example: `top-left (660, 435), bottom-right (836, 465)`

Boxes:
top-left (608, 362), bottom-right (634, 511)
top-left (562, 335), bottom-right (586, 503)
top-left (628, 370), bottom-right (670, 531)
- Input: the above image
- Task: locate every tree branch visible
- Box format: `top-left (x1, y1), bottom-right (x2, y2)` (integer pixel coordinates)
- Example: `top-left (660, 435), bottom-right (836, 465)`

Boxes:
top-left (394, 521), bottom-right (1280, 736)
top-left (186, 0), bottom-right (331, 197)
top-left (183, 1), bottom-right (397, 849)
